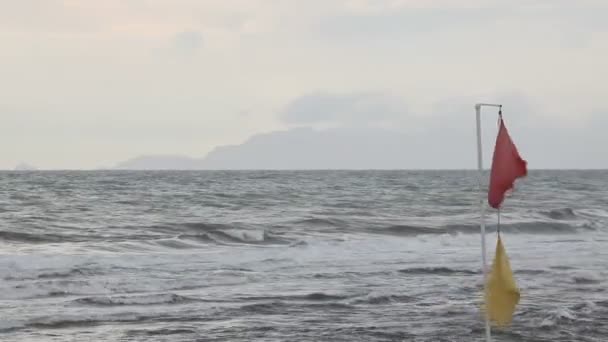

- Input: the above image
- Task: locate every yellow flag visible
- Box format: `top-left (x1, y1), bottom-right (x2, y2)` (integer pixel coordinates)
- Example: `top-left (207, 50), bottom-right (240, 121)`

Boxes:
top-left (484, 235), bottom-right (520, 326)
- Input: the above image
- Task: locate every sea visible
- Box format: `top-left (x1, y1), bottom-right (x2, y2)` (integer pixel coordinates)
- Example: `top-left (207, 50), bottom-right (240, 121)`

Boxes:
top-left (0, 170), bottom-right (607, 342)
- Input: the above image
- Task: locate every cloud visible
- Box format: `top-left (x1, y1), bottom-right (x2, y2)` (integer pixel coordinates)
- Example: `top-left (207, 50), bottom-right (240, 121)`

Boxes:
top-left (314, 0), bottom-right (608, 51)
top-left (168, 30), bottom-right (204, 55)
top-left (280, 92), bottom-right (408, 125)
top-left (0, 0), bottom-right (101, 34)
top-left (316, 2), bottom-right (509, 43)
top-left (1, 1), bottom-right (607, 169)
top-left (274, 90), bottom-right (608, 169)
top-left (416, 92), bottom-right (608, 169)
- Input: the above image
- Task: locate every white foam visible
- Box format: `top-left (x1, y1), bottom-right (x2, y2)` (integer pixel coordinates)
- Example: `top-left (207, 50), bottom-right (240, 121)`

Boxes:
top-left (541, 307), bottom-right (577, 327)
top-left (222, 229), bottom-right (266, 242)
top-left (571, 270), bottom-right (602, 284)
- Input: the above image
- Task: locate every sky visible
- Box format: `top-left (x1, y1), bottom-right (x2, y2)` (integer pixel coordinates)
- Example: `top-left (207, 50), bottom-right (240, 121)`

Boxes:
top-left (1, 0), bottom-right (607, 169)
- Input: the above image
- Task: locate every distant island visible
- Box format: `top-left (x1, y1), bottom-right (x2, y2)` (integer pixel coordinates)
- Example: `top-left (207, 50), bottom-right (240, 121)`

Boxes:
top-left (114, 155), bottom-right (204, 170)
top-left (14, 162), bottom-right (38, 171)
top-left (112, 126), bottom-right (476, 170)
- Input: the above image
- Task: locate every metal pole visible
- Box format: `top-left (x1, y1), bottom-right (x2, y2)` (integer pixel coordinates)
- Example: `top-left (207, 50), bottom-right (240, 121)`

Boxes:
top-left (475, 102), bottom-right (501, 342)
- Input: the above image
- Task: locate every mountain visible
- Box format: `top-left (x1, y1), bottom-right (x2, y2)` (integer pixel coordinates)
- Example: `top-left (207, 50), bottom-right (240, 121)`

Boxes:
top-left (112, 126), bottom-right (470, 170)
top-left (202, 127), bottom-right (414, 169)
top-left (14, 162), bottom-right (37, 171)
top-left (113, 155), bottom-right (204, 170)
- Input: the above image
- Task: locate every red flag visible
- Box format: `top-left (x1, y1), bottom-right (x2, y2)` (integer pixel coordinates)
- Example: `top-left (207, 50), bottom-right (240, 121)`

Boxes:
top-left (488, 115), bottom-right (527, 209)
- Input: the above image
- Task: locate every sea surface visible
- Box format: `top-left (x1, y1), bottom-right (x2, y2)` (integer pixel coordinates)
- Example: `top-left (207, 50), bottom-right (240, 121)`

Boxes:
top-left (0, 170), bottom-right (607, 342)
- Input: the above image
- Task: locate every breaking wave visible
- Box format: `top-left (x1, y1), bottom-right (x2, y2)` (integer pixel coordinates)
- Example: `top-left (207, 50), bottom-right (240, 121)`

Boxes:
top-left (2, 209), bottom-right (595, 248)
top-left (540, 308), bottom-right (577, 327)
top-left (178, 229), bottom-right (287, 245)
top-left (74, 293), bottom-right (197, 306)
top-left (165, 221), bottom-right (292, 245)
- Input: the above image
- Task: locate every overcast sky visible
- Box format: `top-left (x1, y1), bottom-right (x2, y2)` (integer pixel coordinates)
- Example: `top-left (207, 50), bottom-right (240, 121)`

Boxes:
top-left (1, 0), bottom-right (607, 169)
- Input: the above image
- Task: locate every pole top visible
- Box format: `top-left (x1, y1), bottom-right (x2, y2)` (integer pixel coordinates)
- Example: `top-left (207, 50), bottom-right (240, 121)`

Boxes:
top-left (475, 103), bottom-right (502, 109)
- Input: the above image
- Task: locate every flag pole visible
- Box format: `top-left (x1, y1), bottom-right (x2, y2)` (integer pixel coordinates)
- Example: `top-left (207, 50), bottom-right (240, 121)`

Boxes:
top-left (475, 102), bottom-right (502, 342)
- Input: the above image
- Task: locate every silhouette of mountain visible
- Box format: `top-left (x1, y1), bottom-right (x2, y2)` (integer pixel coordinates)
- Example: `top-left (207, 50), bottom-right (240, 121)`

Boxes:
top-left (112, 126), bottom-right (472, 170)
top-left (202, 127), bottom-right (412, 169)
top-left (114, 155), bottom-right (204, 170)
top-left (14, 162), bottom-right (37, 171)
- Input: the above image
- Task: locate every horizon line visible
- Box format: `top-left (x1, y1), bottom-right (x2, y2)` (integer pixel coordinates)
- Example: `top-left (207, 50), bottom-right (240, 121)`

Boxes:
top-left (2, 168), bottom-right (607, 172)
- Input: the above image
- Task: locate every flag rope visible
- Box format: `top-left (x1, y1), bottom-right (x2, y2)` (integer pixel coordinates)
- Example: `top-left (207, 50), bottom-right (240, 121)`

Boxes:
top-left (497, 208), bottom-right (501, 235)
top-left (496, 106), bottom-right (502, 237)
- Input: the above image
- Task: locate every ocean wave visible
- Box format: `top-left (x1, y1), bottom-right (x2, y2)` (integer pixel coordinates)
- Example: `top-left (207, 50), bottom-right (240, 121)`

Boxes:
top-left (577, 208), bottom-right (608, 219)
top-left (217, 229), bottom-right (267, 243)
top-left (302, 292), bottom-right (350, 301)
top-left (177, 233), bottom-right (215, 243)
top-left (207, 267), bottom-right (256, 278)
top-left (289, 240), bottom-right (308, 247)
top-left (74, 293), bottom-right (197, 306)
top-left (153, 239), bottom-right (201, 249)
top-left (450, 221), bottom-right (592, 234)
top-left (25, 313), bottom-right (152, 330)
top-left (193, 230), bottom-right (282, 245)
top-left (572, 300), bottom-right (599, 314)
top-left (37, 268), bottom-right (89, 279)
top-left (375, 225), bottom-right (444, 236)
top-left (4, 267), bottom-right (90, 281)
top-left (238, 302), bottom-right (285, 314)
top-left (1, 279), bottom-right (100, 300)
top-left (550, 265), bottom-right (577, 270)
top-left (0, 320), bottom-right (24, 333)
top-left (570, 272), bottom-right (603, 284)
top-left (46, 290), bottom-right (73, 297)
top-left (540, 308), bottom-right (577, 327)
top-left (172, 221), bottom-right (291, 245)
top-left (372, 221), bottom-right (592, 237)
top-left (177, 230), bottom-right (289, 246)
top-left (237, 292), bottom-right (352, 302)
top-left (515, 269), bottom-right (549, 275)
top-left (301, 302), bottom-right (355, 310)
top-left (180, 222), bottom-right (235, 231)
top-left (398, 267), bottom-right (478, 276)
top-left (28, 318), bottom-right (103, 329)
top-left (353, 294), bottom-right (415, 305)
top-left (260, 257), bottom-right (292, 263)
top-left (540, 208), bottom-right (578, 220)
top-left (236, 300), bottom-right (354, 315)
top-left (596, 300), bottom-right (608, 308)
top-left (0, 230), bottom-right (165, 244)
top-left (0, 231), bottom-right (69, 243)
top-left (132, 328), bottom-right (197, 336)
top-left (224, 292), bottom-right (364, 316)
top-left (291, 218), bottom-right (349, 227)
